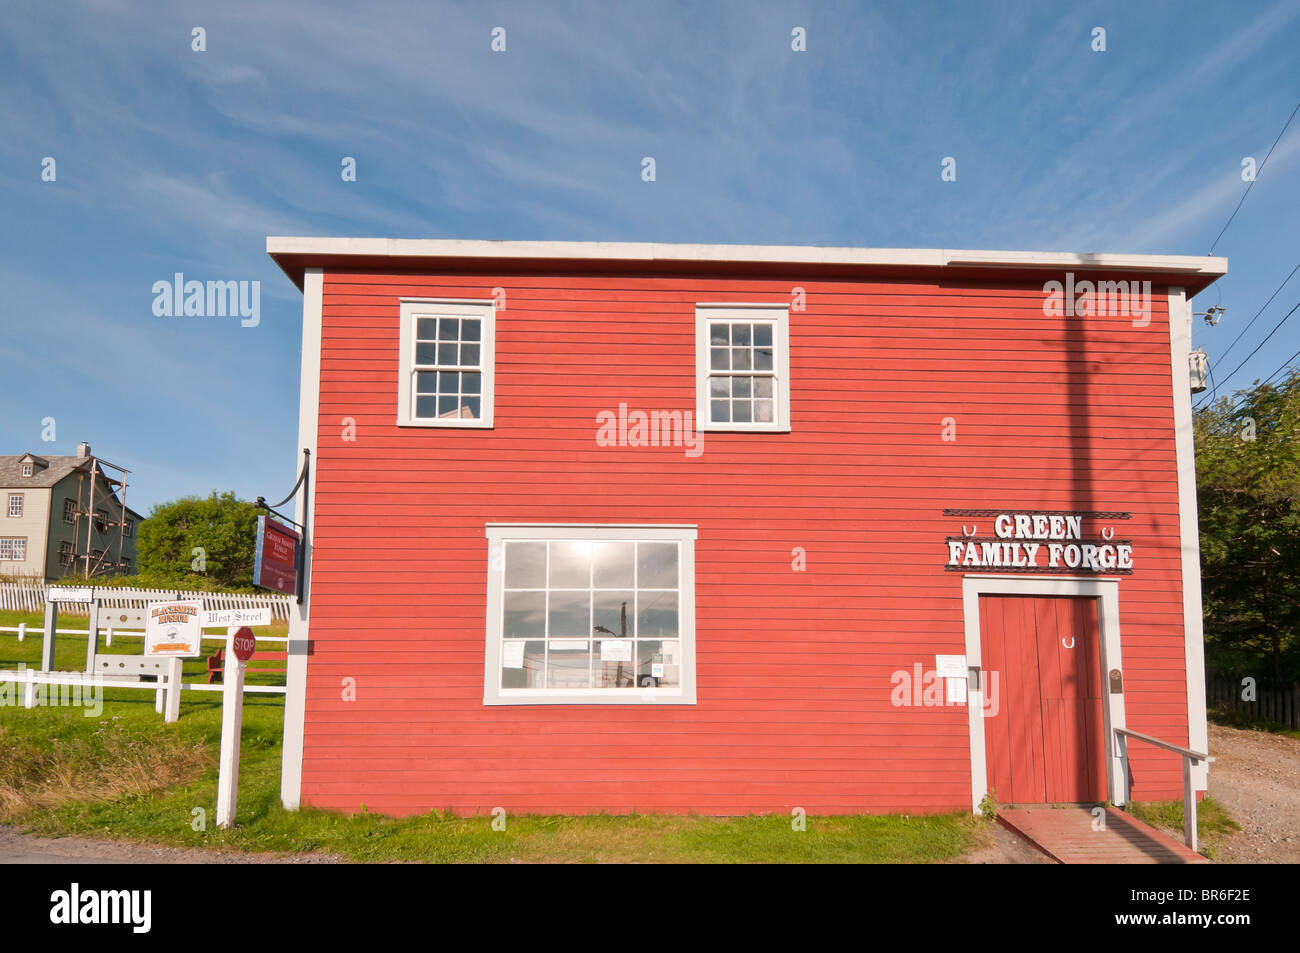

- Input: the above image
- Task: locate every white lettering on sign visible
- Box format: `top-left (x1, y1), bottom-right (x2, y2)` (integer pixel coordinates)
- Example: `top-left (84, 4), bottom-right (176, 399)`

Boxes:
top-left (201, 607), bottom-right (273, 628)
top-left (949, 511), bottom-right (1133, 574)
top-left (994, 514), bottom-right (1082, 539)
top-left (232, 629), bottom-right (256, 661)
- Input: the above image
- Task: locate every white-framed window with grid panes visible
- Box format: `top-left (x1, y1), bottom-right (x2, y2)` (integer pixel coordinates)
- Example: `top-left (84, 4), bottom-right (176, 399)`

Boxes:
top-left (695, 304), bottom-right (791, 432)
top-left (63, 498), bottom-right (76, 523)
top-left (58, 541), bottom-right (74, 567)
top-left (21, 464), bottom-right (32, 477)
top-left (0, 538), bottom-right (26, 560)
top-left (397, 298), bottom-right (495, 427)
top-left (484, 524), bottom-right (697, 705)
top-left (7, 494), bottom-right (22, 518)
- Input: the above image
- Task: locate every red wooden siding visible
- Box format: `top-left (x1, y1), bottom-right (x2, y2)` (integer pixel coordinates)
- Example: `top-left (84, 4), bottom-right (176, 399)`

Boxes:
top-left (302, 270), bottom-right (1191, 815)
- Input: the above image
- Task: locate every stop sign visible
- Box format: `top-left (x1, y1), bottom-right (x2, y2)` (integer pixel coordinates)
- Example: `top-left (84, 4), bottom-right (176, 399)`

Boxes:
top-left (231, 626), bottom-right (256, 661)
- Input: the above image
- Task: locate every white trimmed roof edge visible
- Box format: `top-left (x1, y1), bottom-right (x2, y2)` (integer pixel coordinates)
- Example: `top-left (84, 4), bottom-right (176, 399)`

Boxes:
top-left (266, 237), bottom-right (1228, 276)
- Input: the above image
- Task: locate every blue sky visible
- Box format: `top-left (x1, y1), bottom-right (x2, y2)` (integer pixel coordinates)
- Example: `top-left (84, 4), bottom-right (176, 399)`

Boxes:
top-left (2, 0), bottom-right (1298, 512)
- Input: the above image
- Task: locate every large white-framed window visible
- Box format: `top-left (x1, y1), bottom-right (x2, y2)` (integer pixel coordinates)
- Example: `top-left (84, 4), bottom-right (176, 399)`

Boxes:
top-left (397, 298), bottom-right (495, 428)
top-left (7, 494), bottom-right (22, 518)
top-left (0, 538), bottom-right (26, 560)
top-left (696, 304), bottom-right (791, 432)
top-left (484, 524), bottom-right (698, 705)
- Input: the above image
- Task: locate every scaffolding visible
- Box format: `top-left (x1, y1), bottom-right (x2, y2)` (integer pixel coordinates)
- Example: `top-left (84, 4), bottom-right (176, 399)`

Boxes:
top-left (65, 455), bottom-right (133, 580)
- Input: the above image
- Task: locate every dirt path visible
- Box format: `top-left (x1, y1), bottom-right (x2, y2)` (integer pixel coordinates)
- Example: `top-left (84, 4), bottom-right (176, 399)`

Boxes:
top-left (1207, 723), bottom-right (1300, 863)
top-left (0, 826), bottom-right (339, 864)
top-left (961, 821), bottom-right (1055, 864)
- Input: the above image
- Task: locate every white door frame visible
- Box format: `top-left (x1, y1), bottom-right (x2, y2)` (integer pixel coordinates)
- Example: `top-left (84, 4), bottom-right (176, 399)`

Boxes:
top-left (961, 574), bottom-right (1127, 812)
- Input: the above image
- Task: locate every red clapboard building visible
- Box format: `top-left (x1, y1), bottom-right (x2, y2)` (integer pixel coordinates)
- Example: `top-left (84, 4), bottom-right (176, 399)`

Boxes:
top-left (267, 238), bottom-right (1225, 817)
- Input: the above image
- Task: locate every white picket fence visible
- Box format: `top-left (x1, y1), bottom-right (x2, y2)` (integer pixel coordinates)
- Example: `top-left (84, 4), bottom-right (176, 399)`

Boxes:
top-left (0, 582), bottom-right (294, 621)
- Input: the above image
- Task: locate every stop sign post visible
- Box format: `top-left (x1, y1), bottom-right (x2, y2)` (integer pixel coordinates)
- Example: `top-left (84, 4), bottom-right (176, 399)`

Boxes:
top-left (216, 626), bottom-right (255, 829)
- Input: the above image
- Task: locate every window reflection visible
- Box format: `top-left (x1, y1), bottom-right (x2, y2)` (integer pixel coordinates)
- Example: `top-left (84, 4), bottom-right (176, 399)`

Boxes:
top-left (500, 538), bottom-right (681, 692)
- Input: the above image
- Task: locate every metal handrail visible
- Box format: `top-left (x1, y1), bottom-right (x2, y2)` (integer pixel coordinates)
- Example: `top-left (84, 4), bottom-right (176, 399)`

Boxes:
top-left (1115, 727), bottom-right (1215, 853)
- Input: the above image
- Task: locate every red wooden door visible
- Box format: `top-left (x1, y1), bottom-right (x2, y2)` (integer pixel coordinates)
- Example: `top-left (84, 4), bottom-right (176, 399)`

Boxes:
top-left (981, 595), bottom-right (1107, 804)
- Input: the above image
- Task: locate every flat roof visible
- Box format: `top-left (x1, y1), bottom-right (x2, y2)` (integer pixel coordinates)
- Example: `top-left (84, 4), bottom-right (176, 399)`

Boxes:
top-left (267, 237), bottom-right (1227, 294)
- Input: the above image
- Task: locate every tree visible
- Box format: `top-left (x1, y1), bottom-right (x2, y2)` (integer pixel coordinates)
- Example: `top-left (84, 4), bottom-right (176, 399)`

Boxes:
top-left (136, 491), bottom-right (261, 588)
top-left (1194, 369), bottom-right (1300, 681)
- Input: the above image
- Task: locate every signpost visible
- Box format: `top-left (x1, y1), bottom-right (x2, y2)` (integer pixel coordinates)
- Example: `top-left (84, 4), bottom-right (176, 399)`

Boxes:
top-left (216, 626), bottom-right (255, 829)
top-left (253, 515), bottom-right (300, 598)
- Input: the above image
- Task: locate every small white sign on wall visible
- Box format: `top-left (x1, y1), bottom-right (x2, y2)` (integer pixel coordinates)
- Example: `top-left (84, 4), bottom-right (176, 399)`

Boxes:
top-left (936, 654), bottom-right (967, 679)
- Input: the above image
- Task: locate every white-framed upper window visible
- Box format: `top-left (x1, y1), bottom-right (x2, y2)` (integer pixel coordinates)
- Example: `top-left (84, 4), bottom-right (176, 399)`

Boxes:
top-left (484, 524), bottom-right (697, 706)
top-left (21, 464), bottom-right (32, 477)
top-left (7, 494), bottom-right (22, 518)
top-left (397, 298), bottom-right (495, 428)
top-left (695, 304), bottom-right (791, 432)
top-left (0, 538), bottom-right (26, 560)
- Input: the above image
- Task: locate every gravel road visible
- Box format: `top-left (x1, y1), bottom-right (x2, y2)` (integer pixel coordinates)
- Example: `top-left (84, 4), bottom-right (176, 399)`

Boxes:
top-left (1207, 722), bottom-right (1300, 864)
top-left (0, 827), bottom-right (339, 864)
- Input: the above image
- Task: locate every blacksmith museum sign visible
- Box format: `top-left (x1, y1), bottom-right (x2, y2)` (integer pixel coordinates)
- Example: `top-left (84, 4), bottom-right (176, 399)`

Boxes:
top-left (943, 508), bottom-right (1134, 574)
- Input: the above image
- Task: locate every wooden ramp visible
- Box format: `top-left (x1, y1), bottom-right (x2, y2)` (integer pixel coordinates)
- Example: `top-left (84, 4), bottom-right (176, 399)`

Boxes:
top-left (999, 806), bottom-right (1208, 864)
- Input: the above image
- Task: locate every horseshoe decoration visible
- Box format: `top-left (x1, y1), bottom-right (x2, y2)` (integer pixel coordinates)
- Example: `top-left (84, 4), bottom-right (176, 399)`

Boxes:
top-left (963, 524), bottom-right (978, 537)
top-left (1062, 636), bottom-right (1076, 650)
top-left (1101, 526), bottom-right (1115, 541)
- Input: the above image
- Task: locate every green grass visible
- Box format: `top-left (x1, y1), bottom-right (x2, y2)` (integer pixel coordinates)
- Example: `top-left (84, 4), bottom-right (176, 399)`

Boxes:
top-left (0, 611), bottom-right (985, 862)
top-left (1123, 797), bottom-right (1241, 860)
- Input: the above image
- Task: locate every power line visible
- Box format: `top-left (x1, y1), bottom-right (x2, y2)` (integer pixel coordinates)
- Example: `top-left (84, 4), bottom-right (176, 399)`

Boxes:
top-left (1215, 259), bottom-right (1300, 366)
top-left (1260, 345), bottom-right (1300, 388)
top-left (1208, 98), bottom-right (1300, 254)
top-left (1197, 347), bottom-right (1299, 412)
top-left (1199, 296), bottom-right (1300, 407)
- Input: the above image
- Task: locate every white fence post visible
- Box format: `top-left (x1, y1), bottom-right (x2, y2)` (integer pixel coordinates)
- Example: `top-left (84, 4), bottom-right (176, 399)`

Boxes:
top-left (164, 657), bottom-right (182, 723)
